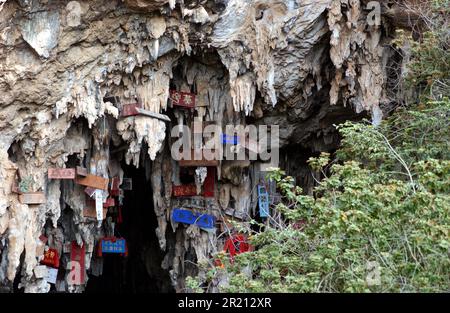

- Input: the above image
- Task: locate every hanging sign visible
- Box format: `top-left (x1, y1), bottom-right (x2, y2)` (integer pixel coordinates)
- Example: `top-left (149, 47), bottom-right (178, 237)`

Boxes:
top-left (39, 235), bottom-right (48, 244)
top-left (95, 189), bottom-right (104, 221)
top-left (110, 177), bottom-right (120, 196)
top-left (70, 242), bottom-right (85, 285)
top-left (224, 234), bottom-right (251, 261)
top-left (103, 197), bottom-right (115, 208)
top-left (170, 90), bottom-right (196, 108)
top-left (178, 149), bottom-right (219, 167)
top-left (84, 186), bottom-right (96, 198)
top-left (19, 192), bottom-right (46, 204)
top-left (258, 185), bottom-right (269, 218)
top-left (172, 184), bottom-right (197, 197)
top-left (98, 237), bottom-right (127, 256)
top-left (76, 166), bottom-right (88, 177)
top-left (48, 168), bottom-right (76, 179)
top-left (45, 267), bottom-right (58, 284)
top-left (221, 134), bottom-right (239, 145)
top-left (121, 103), bottom-right (141, 117)
top-left (75, 174), bottom-right (109, 190)
top-left (203, 167), bottom-right (215, 198)
top-left (172, 208), bottom-right (215, 229)
top-left (40, 248), bottom-right (60, 268)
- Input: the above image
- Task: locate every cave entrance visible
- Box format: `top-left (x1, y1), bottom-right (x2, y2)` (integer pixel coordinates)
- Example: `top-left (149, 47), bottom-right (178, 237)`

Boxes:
top-left (85, 154), bottom-right (173, 293)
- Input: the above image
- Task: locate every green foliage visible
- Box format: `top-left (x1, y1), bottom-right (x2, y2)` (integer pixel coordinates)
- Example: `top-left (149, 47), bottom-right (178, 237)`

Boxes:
top-left (188, 99), bottom-right (449, 293)
top-left (187, 3), bottom-right (450, 294)
top-left (406, 31), bottom-right (450, 93)
top-left (337, 99), bottom-right (450, 171)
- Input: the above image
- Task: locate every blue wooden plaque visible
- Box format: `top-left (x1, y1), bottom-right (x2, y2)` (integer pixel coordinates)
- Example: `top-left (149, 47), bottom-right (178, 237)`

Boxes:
top-left (258, 185), bottom-right (269, 218)
top-left (101, 238), bottom-right (126, 253)
top-left (172, 208), bottom-right (215, 229)
top-left (221, 134), bottom-right (239, 145)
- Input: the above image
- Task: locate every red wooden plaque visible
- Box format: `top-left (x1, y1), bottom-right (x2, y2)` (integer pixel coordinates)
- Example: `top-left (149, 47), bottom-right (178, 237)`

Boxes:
top-left (40, 248), bottom-right (60, 268)
top-left (110, 177), bottom-right (120, 196)
top-left (39, 235), bottom-right (48, 244)
top-left (224, 234), bottom-right (251, 262)
top-left (170, 90), bottom-right (195, 108)
top-left (103, 198), bottom-right (115, 208)
top-left (172, 184), bottom-right (197, 197)
top-left (203, 167), bottom-right (215, 198)
top-left (121, 103), bottom-right (141, 117)
top-left (70, 242), bottom-right (85, 285)
top-left (48, 168), bottom-right (76, 179)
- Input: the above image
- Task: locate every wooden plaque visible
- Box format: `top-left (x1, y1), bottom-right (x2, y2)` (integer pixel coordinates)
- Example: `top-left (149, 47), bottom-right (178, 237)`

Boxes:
top-left (170, 90), bottom-right (195, 108)
top-left (121, 103), bottom-right (171, 122)
top-left (103, 198), bottom-right (115, 208)
top-left (19, 192), bottom-right (46, 204)
top-left (75, 174), bottom-right (109, 190)
top-left (178, 149), bottom-right (219, 167)
top-left (70, 242), bottom-right (85, 285)
top-left (172, 184), bottom-right (197, 197)
top-left (76, 166), bottom-right (88, 177)
top-left (48, 168), bottom-right (76, 179)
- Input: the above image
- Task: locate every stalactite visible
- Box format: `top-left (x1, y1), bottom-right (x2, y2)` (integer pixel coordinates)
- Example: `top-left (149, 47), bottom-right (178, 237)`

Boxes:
top-left (0, 0), bottom-right (397, 292)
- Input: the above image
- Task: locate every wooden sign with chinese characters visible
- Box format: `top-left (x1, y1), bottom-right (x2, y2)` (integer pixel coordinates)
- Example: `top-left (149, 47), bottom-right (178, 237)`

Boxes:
top-left (172, 184), bottom-right (197, 197)
top-left (170, 90), bottom-right (195, 108)
top-left (76, 166), bottom-right (88, 177)
top-left (48, 168), bottom-right (76, 179)
top-left (178, 149), bottom-right (219, 167)
top-left (75, 174), bottom-right (109, 190)
top-left (19, 192), bottom-right (46, 204)
top-left (70, 241), bottom-right (85, 285)
top-left (40, 248), bottom-right (60, 268)
top-left (258, 185), bottom-right (269, 217)
top-left (172, 208), bottom-right (215, 229)
top-left (98, 237), bottom-right (127, 256)
top-left (95, 189), bottom-right (104, 221)
top-left (121, 103), bottom-right (171, 122)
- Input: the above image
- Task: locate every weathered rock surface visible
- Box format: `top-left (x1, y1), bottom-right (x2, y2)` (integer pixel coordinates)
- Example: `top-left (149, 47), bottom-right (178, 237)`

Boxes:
top-left (0, 0), bottom-right (399, 292)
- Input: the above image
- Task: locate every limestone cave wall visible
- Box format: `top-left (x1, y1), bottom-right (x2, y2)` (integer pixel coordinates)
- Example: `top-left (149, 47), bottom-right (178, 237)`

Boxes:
top-left (0, 0), bottom-right (400, 293)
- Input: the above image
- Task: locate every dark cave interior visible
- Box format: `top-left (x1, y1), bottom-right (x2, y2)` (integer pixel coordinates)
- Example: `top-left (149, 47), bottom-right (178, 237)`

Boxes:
top-left (85, 158), bottom-right (174, 293)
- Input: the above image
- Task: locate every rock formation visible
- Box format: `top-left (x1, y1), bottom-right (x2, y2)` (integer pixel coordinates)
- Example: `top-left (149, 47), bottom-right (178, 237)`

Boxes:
top-left (0, 0), bottom-right (401, 292)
